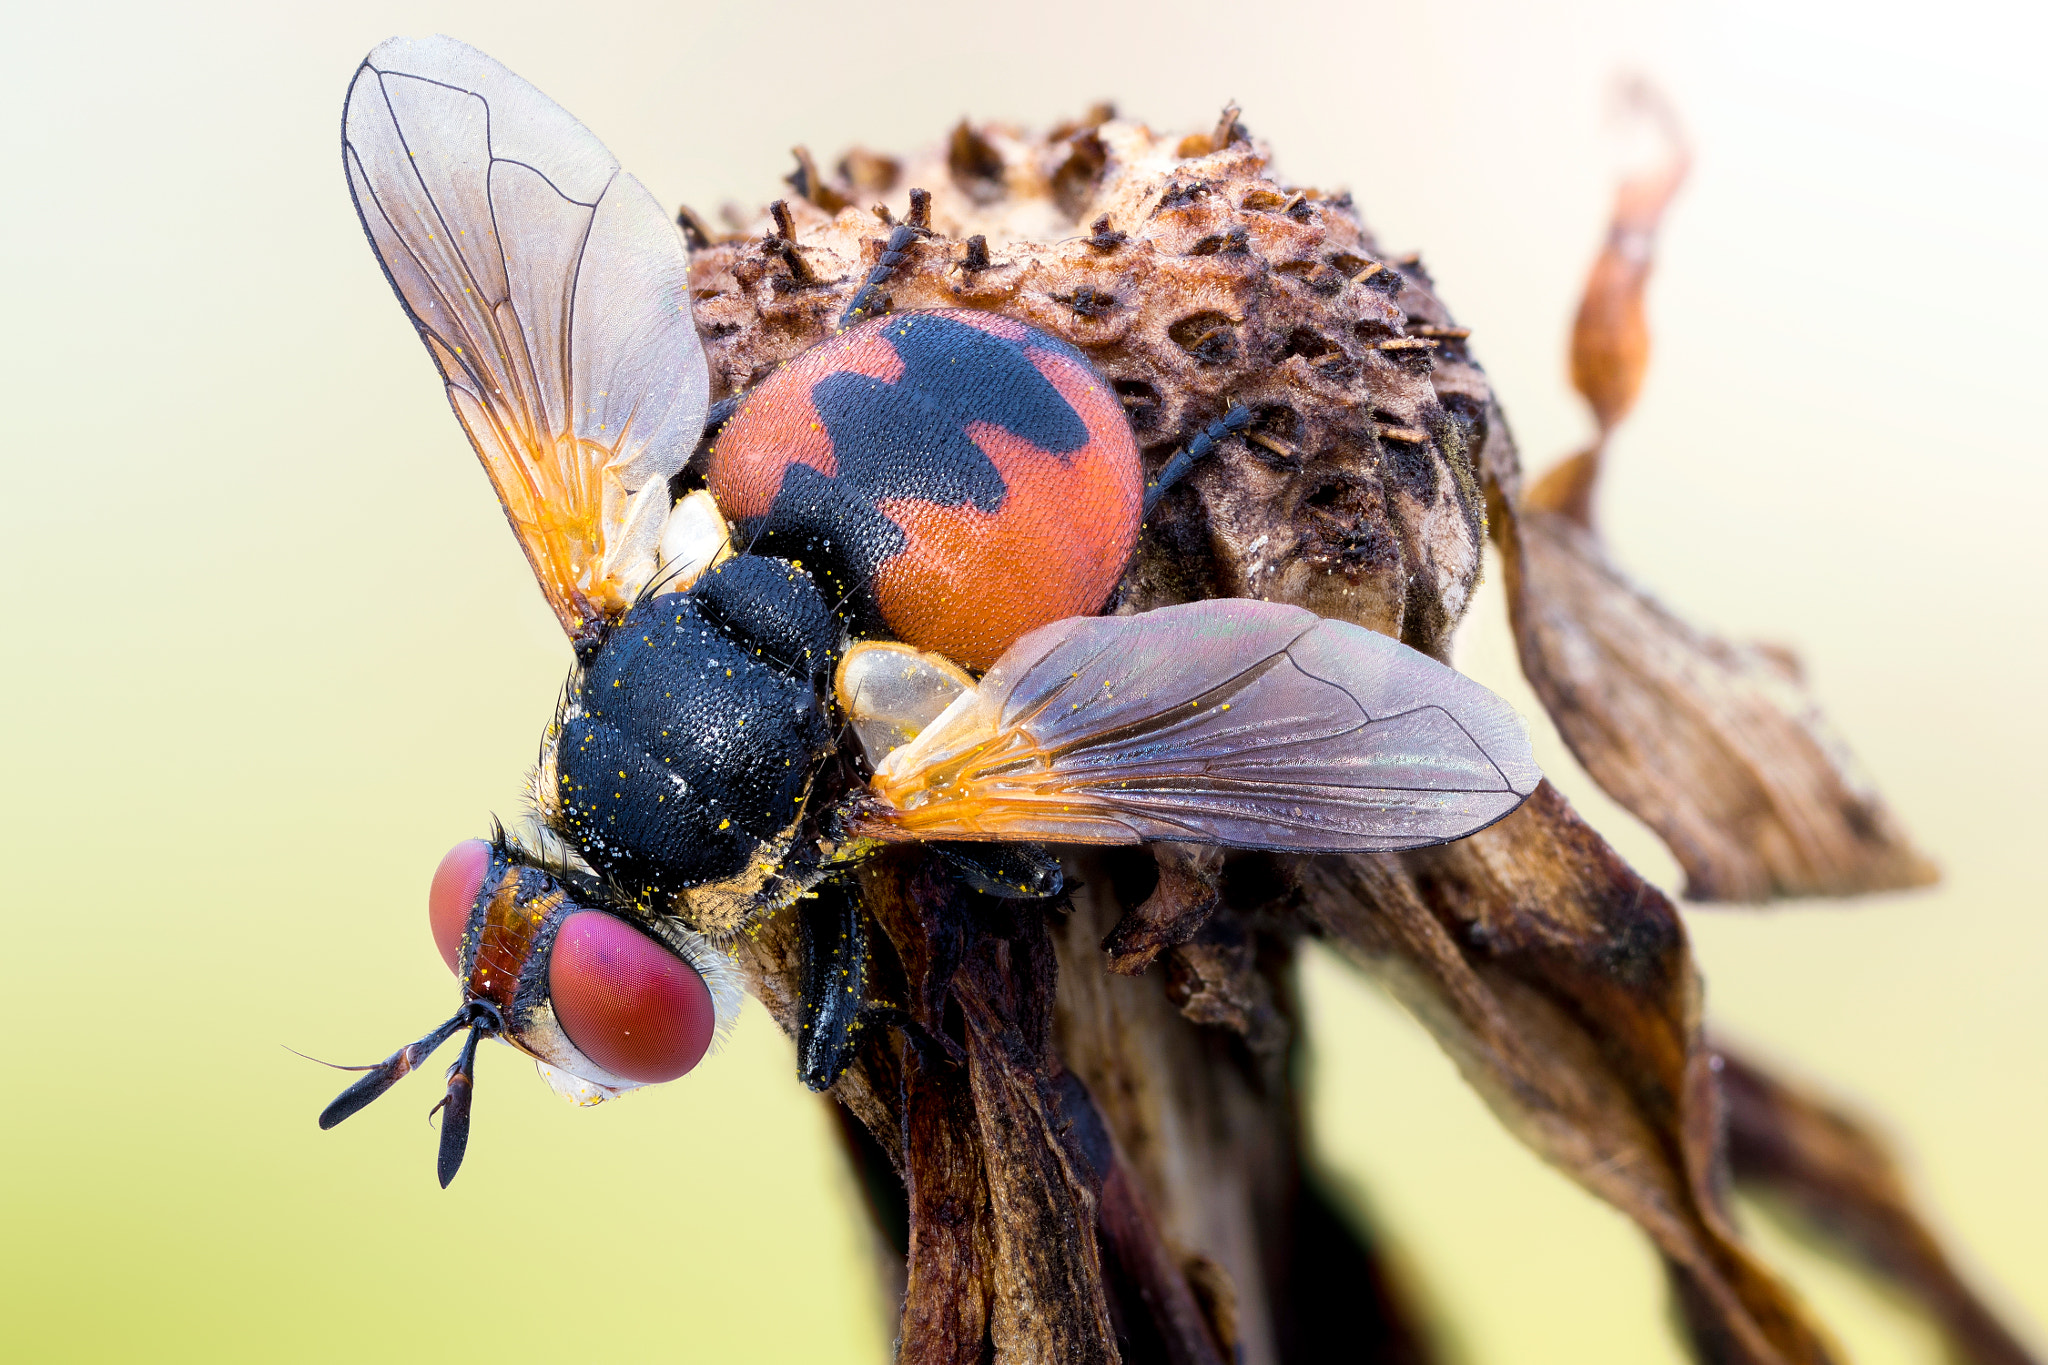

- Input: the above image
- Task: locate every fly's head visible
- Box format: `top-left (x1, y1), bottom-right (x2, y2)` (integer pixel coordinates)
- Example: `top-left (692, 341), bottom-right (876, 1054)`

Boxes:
top-left (317, 832), bottom-right (739, 1185)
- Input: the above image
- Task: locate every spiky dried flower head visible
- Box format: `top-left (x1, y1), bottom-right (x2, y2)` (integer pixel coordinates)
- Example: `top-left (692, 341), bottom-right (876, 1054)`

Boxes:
top-left (685, 109), bottom-right (1489, 657)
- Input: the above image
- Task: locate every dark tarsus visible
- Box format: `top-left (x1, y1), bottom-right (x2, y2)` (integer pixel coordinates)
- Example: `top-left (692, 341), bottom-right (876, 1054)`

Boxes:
top-left (1144, 405), bottom-right (1252, 517)
top-left (839, 188), bottom-right (934, 327)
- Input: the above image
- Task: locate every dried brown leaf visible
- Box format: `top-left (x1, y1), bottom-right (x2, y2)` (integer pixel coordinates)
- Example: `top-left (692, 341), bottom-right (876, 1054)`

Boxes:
top-left (1499, 503), bottom-right (1937, 901)
top-left (1161, 915), bottom-right (1282, 1052)
top-left (863, 854), bottom-right (1127, 1364)
top-left (1719, 1049), bottom-right (2042, 1365)
top-left (1300, 783), bottom-right (1839, 1364)
top-left (747, 841), bottom-right (1402, 1365)
top-left (957, 959), bottom-right (1120, 1364)
top-left (1054, 854), bottom-right (1439, 1365)
top-left (1077, 1075), bottom-right (1232, 1365)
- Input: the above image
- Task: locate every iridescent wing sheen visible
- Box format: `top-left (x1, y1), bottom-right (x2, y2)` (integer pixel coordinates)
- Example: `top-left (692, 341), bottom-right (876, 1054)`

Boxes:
top-left (853, 599), bottom-right (1542, 851)
top-left (343, 35), bottom-right (708, 637)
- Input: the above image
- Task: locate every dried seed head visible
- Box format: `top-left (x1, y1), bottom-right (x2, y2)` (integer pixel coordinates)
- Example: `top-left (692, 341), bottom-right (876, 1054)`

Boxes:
top-left (687, 111), bottom-right (1489, 655)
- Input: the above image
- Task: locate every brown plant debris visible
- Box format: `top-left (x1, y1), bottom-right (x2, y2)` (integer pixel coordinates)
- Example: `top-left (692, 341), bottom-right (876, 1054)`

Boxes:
top-left (1053, 851), bottom-right (1436, 1365)
top-left (696, 100), bottom-right (2020, 1365)
top-left (1500, 82), bottom-right (1936, 902)
top-left (1499, 506), bottom-right (1939, 901)
top-left (1299, 784), bottom-right (1840, 1365)
top-left (897, 1056), bottom-right (993, 1365)
top-left (1569, 80), bottom-right (1691, 445)
top-left (1102, 842), bottom-right (1224, 976)
top-left (1719, 1049), bottom-right (2042, 1365)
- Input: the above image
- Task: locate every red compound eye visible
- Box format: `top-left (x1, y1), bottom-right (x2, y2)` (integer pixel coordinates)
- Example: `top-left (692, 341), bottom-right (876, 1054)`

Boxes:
top-left (548, 912), bottom-right (716, 1084)
top-left (428, 839), bottom-right (492, 974)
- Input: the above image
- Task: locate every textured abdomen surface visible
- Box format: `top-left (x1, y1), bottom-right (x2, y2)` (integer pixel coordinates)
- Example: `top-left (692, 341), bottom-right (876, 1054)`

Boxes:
top-left (707, 309), bottom-right (1141, 671)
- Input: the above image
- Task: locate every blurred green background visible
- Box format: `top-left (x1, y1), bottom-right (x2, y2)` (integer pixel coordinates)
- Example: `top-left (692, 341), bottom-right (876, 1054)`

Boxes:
top-left (2, 0), bottom-right (2040, 1360)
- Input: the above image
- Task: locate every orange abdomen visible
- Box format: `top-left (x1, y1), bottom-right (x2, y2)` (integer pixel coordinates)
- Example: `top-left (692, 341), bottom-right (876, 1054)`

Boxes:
top-left (705, 310), bottom-right (1141, 671)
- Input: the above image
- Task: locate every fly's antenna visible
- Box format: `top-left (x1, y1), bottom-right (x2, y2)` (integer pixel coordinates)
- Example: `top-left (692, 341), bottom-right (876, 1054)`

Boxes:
top-left (316, 1006), bottom-right (476, 1131)
top-left (1143, 403), bottom-right (1252, 517)
top-left (428, 1018), bottom-right (494, 1187)
top-left (838, 189), bottom-right (934, 329)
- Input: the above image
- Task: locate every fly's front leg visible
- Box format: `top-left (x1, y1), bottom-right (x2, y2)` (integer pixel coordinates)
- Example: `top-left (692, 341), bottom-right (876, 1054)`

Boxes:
top-left (795, 883), bottom-right (870, 1090)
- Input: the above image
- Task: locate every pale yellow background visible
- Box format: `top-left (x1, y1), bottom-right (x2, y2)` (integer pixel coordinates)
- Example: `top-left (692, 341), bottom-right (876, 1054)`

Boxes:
top-left (1, 1), bottom-right (2039, 1361)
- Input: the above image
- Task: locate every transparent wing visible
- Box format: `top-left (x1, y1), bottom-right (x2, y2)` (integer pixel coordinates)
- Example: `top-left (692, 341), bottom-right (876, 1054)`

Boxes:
top-left (852, 599), bottom-right (1542, 851)
top-left (343, 35), bottom-right (709, 636)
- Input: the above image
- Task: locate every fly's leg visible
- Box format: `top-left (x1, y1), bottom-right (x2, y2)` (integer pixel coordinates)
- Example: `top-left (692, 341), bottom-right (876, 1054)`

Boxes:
top-left (1143, 404), bottom-right (1253, 517)
top-left (796, 882), bottom-right (870, 1090)
top-left (795, 858), bottom-right (993, 1089)
top-left (838, 188), bottom-right (934, 329)
top-left (930, 842), bottom-right (1064, 901)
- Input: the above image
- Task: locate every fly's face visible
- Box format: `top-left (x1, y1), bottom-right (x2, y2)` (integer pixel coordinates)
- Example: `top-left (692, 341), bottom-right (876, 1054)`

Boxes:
top-left (320, 837), bottom-right (738, 1185)
top-left (431, 840), bottom-right (739, 1095)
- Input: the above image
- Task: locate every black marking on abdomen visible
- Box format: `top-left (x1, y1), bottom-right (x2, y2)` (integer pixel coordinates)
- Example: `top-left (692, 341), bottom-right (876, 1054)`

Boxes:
top-left (747, 314), bottom-right (1095, 627)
